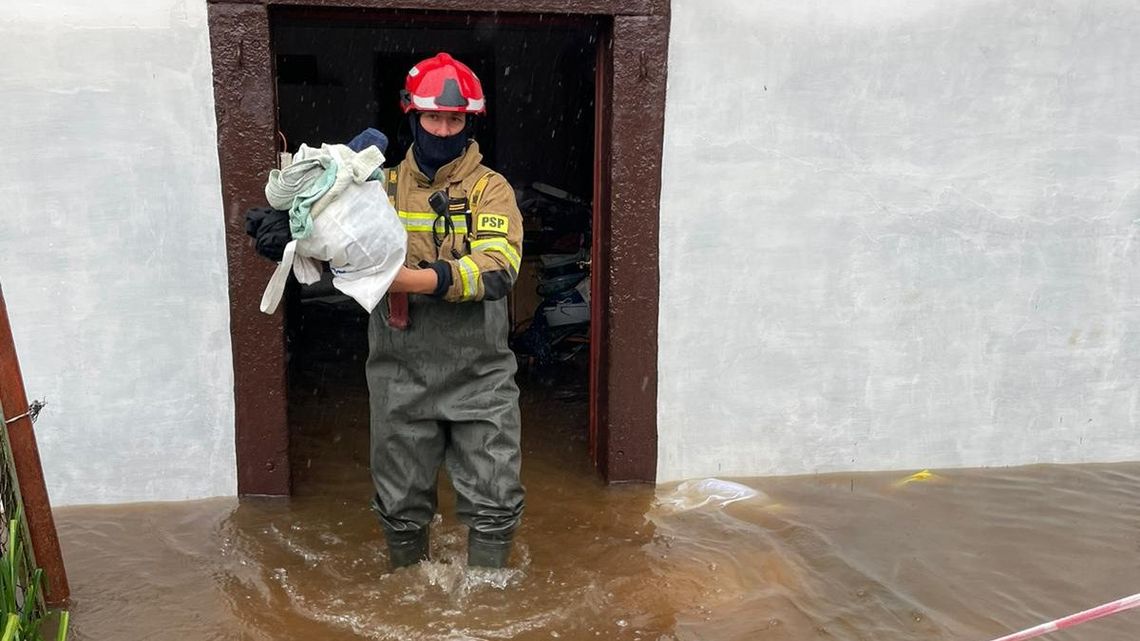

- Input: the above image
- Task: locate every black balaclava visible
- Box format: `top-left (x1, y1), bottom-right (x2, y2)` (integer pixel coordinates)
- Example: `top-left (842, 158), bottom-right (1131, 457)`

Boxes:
top-left (411, 113), bottom-right (469, 181)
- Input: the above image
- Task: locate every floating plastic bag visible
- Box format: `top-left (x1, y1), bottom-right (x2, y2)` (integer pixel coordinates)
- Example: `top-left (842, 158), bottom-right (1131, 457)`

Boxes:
top-left (260, 179), bottom-right (406, 314)
top-left (891, 468), bottom-right (945, 489)
top-left (653, 478), bottom-right (762, 513)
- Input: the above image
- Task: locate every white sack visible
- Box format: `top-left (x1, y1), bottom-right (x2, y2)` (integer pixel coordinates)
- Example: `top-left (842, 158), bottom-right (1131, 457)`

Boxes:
top-left (260, 180), bottom-right (406, 314)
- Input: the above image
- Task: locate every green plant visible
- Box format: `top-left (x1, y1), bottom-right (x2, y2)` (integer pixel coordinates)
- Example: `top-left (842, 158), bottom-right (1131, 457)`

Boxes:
top-left (0, 511), bottom-right (67, 641)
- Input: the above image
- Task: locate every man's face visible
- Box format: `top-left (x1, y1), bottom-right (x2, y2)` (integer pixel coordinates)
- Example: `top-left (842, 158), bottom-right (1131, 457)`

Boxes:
top-left (419, 111), bottom-right (467, 137)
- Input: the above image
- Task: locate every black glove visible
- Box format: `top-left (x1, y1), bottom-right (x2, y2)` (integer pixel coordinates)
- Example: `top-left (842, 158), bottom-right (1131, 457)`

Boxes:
top-left (244, 207), bottom-right (291, 262)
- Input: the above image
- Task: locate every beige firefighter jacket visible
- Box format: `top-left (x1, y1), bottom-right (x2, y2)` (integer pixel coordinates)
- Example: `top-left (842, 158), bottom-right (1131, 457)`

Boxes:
top-left (388, 141), bottom-right (523, 303)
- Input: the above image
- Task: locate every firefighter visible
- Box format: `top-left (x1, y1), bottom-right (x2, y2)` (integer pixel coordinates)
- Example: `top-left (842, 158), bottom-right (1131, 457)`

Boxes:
top-left (374, 52), bottom-right (526, 569)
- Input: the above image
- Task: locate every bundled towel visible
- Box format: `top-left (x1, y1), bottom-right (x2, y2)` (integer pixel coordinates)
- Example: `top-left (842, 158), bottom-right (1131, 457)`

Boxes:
top-left (264, 143), bottom-right (384, 240)
top-left (259, 144), bottom-right (406, 315)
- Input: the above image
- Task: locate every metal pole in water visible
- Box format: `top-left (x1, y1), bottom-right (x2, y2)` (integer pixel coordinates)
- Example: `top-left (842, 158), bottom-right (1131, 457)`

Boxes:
top-left (984, 592), bottom-right (1140, 641)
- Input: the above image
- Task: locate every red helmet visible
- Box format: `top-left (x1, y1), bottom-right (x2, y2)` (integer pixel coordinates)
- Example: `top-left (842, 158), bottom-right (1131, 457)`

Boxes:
top-left (400, 52), bottom-right (486, 115)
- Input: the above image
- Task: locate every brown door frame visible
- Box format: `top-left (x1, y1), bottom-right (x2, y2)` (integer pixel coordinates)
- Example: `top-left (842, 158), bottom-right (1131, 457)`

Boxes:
top-left (588, 24), bottom-right (613, 475)
top-left (207, 0), bottom-right (667, 494)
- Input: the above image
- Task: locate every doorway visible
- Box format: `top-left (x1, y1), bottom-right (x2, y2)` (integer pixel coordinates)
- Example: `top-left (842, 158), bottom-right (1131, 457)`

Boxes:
top-left (207, 1), bottom-right (667, 495)
top-left (273, 8), bottom-right (601, 488)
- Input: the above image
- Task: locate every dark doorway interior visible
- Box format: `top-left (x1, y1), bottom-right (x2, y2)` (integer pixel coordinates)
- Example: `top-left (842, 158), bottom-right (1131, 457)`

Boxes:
top-left (273, 11), bottom-right (596, 195)
top-left (271, 10), bottom-right (602, 485)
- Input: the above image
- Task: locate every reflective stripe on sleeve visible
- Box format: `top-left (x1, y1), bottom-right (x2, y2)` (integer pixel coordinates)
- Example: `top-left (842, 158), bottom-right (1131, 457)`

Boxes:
top-left (458, 255), bottom-right (481, 300)
top-left (470, 237), bottom-right (521, 273)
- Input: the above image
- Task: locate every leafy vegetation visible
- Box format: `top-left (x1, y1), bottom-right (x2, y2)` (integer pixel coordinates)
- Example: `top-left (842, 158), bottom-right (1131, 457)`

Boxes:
top-left (0, 511), bottom-right (67, 641)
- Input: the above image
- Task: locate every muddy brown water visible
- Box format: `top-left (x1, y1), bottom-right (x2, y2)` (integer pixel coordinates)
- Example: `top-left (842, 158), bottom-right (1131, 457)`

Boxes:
top-left (55, 305), bottom-right (1140, 640)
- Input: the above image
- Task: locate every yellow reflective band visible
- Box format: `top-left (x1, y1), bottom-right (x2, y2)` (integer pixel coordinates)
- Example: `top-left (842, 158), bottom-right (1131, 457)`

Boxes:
top-left (398, 210), bottom-right (435, 231)
top-left (475, 213), bottom-right (509, 236)
top-left (458, 256), bottom-right (481, 300)
top-left (470, 237), bottom-right (521, 272)
top-left (398, 210), bottom-right (467, 233)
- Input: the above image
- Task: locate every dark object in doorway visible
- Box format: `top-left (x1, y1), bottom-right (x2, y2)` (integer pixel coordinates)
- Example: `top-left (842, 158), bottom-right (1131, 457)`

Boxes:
top-left (244, 207), bottom-right (291, 262)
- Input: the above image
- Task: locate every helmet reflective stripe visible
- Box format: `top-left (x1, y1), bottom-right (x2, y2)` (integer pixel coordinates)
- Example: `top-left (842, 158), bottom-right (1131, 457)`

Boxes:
top-left (412, 95), bottom-right (439, 110)
top-left (410, 95), bottom-right (485, 113)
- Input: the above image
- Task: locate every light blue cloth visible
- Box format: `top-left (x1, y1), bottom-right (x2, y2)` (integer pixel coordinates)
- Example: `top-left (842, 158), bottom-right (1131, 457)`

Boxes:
top-left (289, 163), bottom-right (338, 240)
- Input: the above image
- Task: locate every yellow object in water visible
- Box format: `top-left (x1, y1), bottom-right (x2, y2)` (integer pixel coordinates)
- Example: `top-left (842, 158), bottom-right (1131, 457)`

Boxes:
top-left (893, 469), bottom-right (942, 488)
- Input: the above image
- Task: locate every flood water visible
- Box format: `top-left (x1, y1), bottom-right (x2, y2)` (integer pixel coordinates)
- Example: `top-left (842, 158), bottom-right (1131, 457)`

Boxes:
top-left (55, 304), bottom-right (1140, 640)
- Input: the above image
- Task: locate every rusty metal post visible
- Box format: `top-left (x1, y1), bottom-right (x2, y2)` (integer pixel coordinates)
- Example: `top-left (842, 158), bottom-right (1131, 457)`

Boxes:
top-left (0, 283), bottom-right (70, 606)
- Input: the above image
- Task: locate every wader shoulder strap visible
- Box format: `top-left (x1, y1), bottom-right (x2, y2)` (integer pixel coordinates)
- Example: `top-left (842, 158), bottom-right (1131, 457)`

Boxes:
top-left (382, 166), bottom-right (410, 331)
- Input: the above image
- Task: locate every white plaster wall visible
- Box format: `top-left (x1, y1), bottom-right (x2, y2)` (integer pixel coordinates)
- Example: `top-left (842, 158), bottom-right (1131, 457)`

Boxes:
top-left (658, 0), bottom-right (1140, 481)
top-left (0, 0), bottom-right (236, 504)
